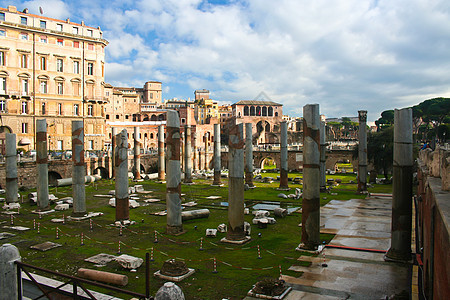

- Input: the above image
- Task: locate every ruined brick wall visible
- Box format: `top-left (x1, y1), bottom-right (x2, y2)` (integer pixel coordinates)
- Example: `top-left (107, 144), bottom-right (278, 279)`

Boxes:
top-left (417, 147), bottom-right (450, 299)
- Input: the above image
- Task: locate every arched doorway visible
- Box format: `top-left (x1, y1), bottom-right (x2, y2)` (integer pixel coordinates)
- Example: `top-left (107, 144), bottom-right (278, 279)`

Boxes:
top-left (48, 171), bottom-right (62, 186)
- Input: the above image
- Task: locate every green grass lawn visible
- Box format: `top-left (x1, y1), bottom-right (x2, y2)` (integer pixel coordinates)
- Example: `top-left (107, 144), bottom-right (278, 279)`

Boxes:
top-left (2, 172), bottom-right (392, 299)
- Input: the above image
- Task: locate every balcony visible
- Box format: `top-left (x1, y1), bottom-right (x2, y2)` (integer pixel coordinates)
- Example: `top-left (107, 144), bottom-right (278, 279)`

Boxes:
top-left (83, 96), bottom-right (108, 103)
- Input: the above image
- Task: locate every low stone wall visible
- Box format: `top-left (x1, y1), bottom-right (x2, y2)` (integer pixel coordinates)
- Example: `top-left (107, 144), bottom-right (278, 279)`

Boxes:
top-left (416, 147), bottom-right (450, 299)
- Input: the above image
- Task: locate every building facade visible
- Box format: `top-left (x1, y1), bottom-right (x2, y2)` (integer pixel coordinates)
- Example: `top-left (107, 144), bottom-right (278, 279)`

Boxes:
top-left (0, 5), bottom-right (108, 152)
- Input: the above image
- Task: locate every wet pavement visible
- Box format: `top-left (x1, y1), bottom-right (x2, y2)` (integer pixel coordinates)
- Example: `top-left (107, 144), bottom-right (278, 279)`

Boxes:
top-left (246, 197), bottom-right (411, 300)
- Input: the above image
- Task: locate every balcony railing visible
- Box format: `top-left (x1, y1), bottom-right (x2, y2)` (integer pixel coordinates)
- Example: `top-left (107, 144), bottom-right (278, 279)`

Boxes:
top-left (83, 96), bottom-right (108, 103)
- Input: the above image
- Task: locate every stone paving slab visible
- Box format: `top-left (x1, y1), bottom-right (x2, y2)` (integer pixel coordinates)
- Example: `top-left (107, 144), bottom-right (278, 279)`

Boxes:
top-left (30, 241), bottom-right (62, 252)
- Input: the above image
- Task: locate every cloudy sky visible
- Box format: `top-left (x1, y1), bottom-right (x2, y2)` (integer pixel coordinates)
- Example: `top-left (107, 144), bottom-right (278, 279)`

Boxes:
top-left (2, 0), bottom-right (450, 121)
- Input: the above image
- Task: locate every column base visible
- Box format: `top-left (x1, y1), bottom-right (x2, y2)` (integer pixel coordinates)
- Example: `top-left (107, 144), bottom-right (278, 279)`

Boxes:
top-left (384, 248), bottom-right (413, 264)
top-left (183, 181), bottom-right (195, 185)
top-left (276, 187), bottom-right (290, 191)
top-left (211, 183), bottom-right (224, 187)
top-left (220, 236), bottom-right (251, 245)
top-left (71, 211), bottom-right (87, 218)
top-left (295, 243), bottom-right (320, 253)
top-left (166, 225), bottom-right (185, 236)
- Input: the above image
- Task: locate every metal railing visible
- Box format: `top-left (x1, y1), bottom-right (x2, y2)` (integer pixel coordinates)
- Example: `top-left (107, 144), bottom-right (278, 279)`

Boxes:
top-left (16, 256), bottom-right (152, 300)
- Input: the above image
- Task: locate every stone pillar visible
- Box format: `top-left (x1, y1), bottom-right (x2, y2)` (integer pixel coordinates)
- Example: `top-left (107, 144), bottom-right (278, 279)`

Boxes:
top-left (158, 125), bottom-right (165, 181)
top-left (298, 104), bottom-right (320, 250)
top-left (204, 134), bottom-right (209, 171)
top-left (386, 108), bottom-right (413, 262)
top-left (319, 121), bottom-right (326, 191)
top-left (244, 123), bottom-right (254, 188)
top-left (223, 123), bottom-right (250, 244)
top-left (166, 111), bottom-right (183, 235)
top-left (357, 110), bottom-right (368, 193)
top-left (115, 129), bottom-right (129, 221)
top-left (278, 121), bottom-right (289, 190)
top-left (5, 133), bottom-right (18, 204)
top-left (0, 243), bottom-right (21, 300)
top-left (72, 121), bottom-right (86, 216)
top-left (111, 127), bottom-right (117, 178)
top-left (184, 125), bottom-right (193, 183)
top-left (193, 134), bottom-right (197, 172)
top-left (134, 127), bottom-right (141, 180)
top-left (36, 119), bottom-right (49, 210)
top-left (212, 124), bottom-right (222, 186)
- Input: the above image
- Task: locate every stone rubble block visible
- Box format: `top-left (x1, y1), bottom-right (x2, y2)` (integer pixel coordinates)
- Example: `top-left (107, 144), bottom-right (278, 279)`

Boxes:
top-left (206, 229), bottom-right (217, 237)
top-left (217, 224), bottom-right (227, 233)
top-left (115, 254), bottom-right (143, 269)
top-left (54, 204), bottom-right (69, 211)
top-left (244, 222), bottom-right (251, 236)
top-left (277, 193), bottom-right (288, 199)
top-left (253, 210), bottom-right (270, 218)
top-left (3, 203), bottom-right (20, 210)
top-left (252, 217), bottom-right (276, 225)
top-left (134, 185), bottom-right (144, 192)
top-left (129, 200), bottom-right (140, 209)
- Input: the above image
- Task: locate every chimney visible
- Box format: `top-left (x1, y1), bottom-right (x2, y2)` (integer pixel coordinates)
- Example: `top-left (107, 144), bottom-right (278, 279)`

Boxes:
top-left (8, 5), bottom-right (17, 13)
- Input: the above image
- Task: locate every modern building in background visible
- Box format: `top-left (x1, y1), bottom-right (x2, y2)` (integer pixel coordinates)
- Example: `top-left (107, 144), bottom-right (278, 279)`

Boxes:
top-left (0, 5), bottom-right (108, 153)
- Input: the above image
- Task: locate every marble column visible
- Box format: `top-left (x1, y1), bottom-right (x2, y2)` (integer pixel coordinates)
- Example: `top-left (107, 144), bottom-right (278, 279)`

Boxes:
top-left (36, 119), bottom-right (49, 210)
top-left (158, 125), bottom-right (165, 181)
top-left (184, 125), bottom-right (193, 183)
top-left (115, 129), bottom-right (129, 221)
top-left (212, 124), bottom-right (222, 186)
top-left (0, 244), bottom-right (21, 300)
top-left (166, 111), bottom-right (183, 235)
top-left (5, 133), bottom-right (18, 204)
top-left (319, 121), bottom-right (326, 191)
top-left (298, 104), bottom-right (320, 250)
top-left (223, 123), bottom-right (250, 244)
top-left (386, 108), bottom-right (413, 262)
top-left (72, 120), bottom-right (86, 216)
top-left (111, 127), bottom-right (117, 178)
top-left (244, 123), bottom-right (254, 188)
top-left (134, 127), bottom-right (141, 180)
top-left (278, 121), bottom-right (289, 190)
top-left (357, 110), bottom-right (368, 193)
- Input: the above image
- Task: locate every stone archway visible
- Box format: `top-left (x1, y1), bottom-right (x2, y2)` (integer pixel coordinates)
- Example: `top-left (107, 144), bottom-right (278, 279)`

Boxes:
top-left (48, 171), bottom-right (62, 186)
top-left (94, 166), bottom-right (109, 179)
top-left (260, 157), bottom-right (277, 170)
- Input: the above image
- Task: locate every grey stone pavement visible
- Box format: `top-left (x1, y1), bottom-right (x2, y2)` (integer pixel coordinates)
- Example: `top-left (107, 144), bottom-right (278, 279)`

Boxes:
top-left (247, 196), bottom-right (411, 300)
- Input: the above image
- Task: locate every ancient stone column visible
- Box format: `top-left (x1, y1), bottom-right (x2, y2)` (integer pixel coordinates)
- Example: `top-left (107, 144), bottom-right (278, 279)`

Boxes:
top-left (357, 110), bottom-right (368, 193)
top-left (134, 127), bottom-right (141, 180)
top-left (184, 125), bottom-right (193, 183)
top-left (244, 123), bottom-right (254, 188)
top-left (204, 134), bottom-right (209, 171)
top-left (158, 125), bottom-right (165, 181)
top-left (111, 127), bottom-right (117, 178)
top-left (298, 104), bottom-right (320, 250)
top-left (223, 123), bottom-right (249, 244)
top-left (36, 119), bottom-right (49, 210)
top-left (115, 129), bottom-right (129, 221)
top-left (278, 121), bottom-right (289, 190)
top-left (212, 124), bottom-right (222, 186)
top-left (193, 134), bottom-right (197, 172)
top-left (72, 120), bottom-right (86, 216)
top-left (386, 108), bottom-right (413, 262)
top-left (166, 111), bottom-right (183, 235)
top-left (5, 133), bottom-right (18, 204)
top-left (319, 121), bottom-right (326, 191)
top-left (0, 243), bottom-right (21, 300)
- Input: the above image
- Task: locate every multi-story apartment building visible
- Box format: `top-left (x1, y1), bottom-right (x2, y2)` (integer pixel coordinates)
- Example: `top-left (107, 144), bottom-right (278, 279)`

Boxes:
top-left (0, 5), bottom-right (108, 152)
top-left (193, 89), bottom-right (219, 125)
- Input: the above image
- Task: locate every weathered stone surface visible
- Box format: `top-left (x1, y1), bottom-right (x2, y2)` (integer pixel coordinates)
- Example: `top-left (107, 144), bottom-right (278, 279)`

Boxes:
top-left (30, 241), bottom-right (62, 251)
top-left (277, 193), bottom-right (288, 199)
top-left (2, 203), bottom-right (20, 210)
top-left (253, 210), bottom-right (270, 218)
top-left (274, 208), bottom-right (288, 218)
top-left (115, 254), bottom-right (143, 269)
top-left (155, 282), bottom-right (185, 300)
top-left (129, 200), bottom-right (140, 209)
top-left (85, 253), bottom-right (117, 265)
top-left (0, 232), bottom-right (15, 239)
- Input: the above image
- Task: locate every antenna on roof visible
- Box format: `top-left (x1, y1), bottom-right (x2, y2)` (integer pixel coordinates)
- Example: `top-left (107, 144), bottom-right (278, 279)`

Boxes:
top-left (39, 7), bottom-right (43, 15)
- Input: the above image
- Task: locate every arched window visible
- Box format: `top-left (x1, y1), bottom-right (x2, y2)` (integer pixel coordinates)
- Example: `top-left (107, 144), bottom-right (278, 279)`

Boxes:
top-left (262, 106), bottom-right (267, 116)
top-left (150, 133), bottom-right (154, 139)
top-left (250, 106), bottom-right (256, 116)
top-left (265, 123), bottom-right (270, 132)
top-left (150, 114), bottom-right (157, 121)
top-left (244, 106), bottom-right (249, 116)
top-left (256, 106), bottom-right (261, 116)
top-left (268, 107), bottom-right (273, 116)
top-left (275, 112), bottom-right (278, 117)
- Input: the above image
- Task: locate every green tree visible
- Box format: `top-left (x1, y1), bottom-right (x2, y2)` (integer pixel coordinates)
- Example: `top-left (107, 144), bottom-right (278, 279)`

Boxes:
top-left (367, 126), bottom-right (394, 179)
top-left (375, 110), bottom-right (394, 131)
top-left (412, 97), bottom-right (450, 140)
